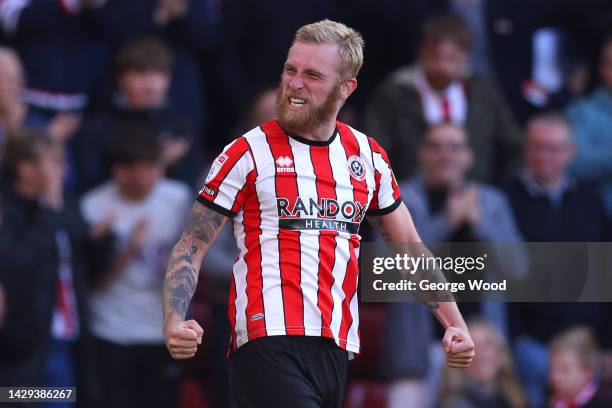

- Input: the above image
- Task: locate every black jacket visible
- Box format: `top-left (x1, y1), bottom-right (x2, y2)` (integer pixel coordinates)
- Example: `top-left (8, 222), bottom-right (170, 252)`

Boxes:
top-left (0, 188), bottom-right (113, 405)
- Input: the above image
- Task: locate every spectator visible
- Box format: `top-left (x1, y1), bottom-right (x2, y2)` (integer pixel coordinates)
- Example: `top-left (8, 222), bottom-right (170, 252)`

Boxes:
top-left (438, 318), bottom-right (528, 408)
top-left (566, 36), bottom-right (612, 215)
top-left (0, 129), bottom-right (112, 406)
top-left (420, 1), bottom-right (612, 123)
top-left (400, 123), bottom-right (522, 245)
top-left (80, 125), bottom-right (191, 408)
top-left (549, 327), bottom-right (612, 408)
top-left (505, 112), bottom-right (607, 241)
top-left (72, 37), bottom-right (203, 194)
top-left (89, 0), bottom-right (220, 133)
top-left (399, 122), bottom-right (524, 326)
top-left (0, 47), bottom-right (81, 145)
top-left (0, 0), bottom-right (108, 116)
top-left (381, 123), bottom-right (523, 407)
top-left (504, 112), bottom-right (608, 408)
top-left (0, 47), bottom-right (31, 135)
top-left (365, 13), bottom-right (521, 183)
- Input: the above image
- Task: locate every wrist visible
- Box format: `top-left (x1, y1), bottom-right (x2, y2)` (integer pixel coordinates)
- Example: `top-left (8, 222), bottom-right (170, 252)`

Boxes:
top-left (164, 313), bottom-right (183, 331)
top-left (448, 322), bottom-right (470, 336)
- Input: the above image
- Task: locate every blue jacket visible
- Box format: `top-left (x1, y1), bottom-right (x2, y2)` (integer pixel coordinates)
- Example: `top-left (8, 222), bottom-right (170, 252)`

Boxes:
top-left (401, 177), bottom-right (523, 243)
top-left (378, 177), bottom-right (525, 381)
top-left (566, 86), bottom-right (612, 214)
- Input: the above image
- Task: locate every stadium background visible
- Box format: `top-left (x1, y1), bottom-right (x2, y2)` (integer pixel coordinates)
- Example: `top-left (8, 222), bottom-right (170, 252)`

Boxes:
top-left (0, 0), bottom-right (612, 407)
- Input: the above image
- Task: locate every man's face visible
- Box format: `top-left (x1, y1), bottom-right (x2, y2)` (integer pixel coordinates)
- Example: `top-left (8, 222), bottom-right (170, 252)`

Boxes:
top-left (599, 43), bottom-right (612, 89)
top-left (550, 350), bottom-right (592, 399)
top-left (276, 42), bottom-right (347, 135)
top-left (0, 54), bottom-right (24, 108)
top-left (113, 161), bottom-right (161, 201)
top-left (420, 125), bottom-right (473, 187)
top-left (16, 147), bottom-right (65, 194)
top-left (524, 121), bottom-right (575, 184)
top-left (420, 40), bottom-right (468, 90)
top-left (118, 70), bottom-right (170, 110)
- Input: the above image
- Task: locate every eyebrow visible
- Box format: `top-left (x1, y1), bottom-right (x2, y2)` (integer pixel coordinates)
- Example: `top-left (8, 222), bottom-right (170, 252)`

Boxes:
top-left (284, 63), bottom-right (326, 78)
top-left (305, 69), bottom-right (325, 78)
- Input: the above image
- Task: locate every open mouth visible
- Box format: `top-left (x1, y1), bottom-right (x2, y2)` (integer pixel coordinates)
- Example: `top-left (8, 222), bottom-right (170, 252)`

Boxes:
top-left (288, 97), bottom-right (307, 109)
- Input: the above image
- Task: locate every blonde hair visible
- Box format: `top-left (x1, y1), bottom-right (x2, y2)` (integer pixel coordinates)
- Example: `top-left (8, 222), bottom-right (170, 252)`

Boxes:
top-left (550, 326), bottom-right (600, 370)
top-left (294, 19), bottom-right (364, 80)
top-left (439, 318), bottom-right (528, 408)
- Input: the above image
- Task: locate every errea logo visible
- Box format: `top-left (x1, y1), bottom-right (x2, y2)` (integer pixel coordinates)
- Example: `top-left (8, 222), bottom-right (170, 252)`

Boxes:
top-left (276, 156), bottom-right (295, 173)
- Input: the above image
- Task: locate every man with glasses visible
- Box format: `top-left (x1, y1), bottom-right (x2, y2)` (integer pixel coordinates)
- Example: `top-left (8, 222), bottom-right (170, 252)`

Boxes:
top-left (381, 122), bottom-right (521, 406)
top-left (401, 122), bottom-right (521, 245)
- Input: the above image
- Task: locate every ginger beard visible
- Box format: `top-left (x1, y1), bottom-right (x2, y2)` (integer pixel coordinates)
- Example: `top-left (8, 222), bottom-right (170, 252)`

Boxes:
top-left (275, 79), bottom-right (342, 136)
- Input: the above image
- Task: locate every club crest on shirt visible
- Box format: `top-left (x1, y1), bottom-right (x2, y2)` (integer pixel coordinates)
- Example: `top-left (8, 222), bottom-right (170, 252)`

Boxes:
top-left (205, 153), bottom-right (229, 183)
top-left (347, 155), bottom-right (366, 181)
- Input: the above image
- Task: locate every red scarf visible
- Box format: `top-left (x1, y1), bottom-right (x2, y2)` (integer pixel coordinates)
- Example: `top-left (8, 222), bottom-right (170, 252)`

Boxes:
top-left (551, 380), bottom-right (597, 408)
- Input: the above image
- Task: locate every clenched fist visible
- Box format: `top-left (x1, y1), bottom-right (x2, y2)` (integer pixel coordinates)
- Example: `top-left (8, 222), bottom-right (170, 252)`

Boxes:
top-left (442, 326), bottom-right (475, 368)
top-left (165, 319), bottom-right (204, 360)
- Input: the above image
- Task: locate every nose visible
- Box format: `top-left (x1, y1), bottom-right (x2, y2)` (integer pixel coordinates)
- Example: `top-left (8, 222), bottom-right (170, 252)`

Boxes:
top-left (288, 73), bottom-right (304, 90)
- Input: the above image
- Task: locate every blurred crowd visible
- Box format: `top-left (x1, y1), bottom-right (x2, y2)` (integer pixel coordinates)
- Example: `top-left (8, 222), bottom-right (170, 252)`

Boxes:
top-left (0, 0), bottom-right (612, 407)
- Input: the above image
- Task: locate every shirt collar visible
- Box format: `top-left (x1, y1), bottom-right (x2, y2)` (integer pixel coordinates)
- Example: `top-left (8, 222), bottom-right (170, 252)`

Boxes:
top-left (519, 167), bottom-right (575, 206)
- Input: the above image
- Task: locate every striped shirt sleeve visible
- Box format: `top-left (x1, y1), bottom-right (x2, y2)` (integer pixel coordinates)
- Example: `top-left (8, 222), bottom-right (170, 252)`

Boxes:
top-left (197, 137), bottom-right (254, 217)
top-left (367, 137), bottom-right (402, 216)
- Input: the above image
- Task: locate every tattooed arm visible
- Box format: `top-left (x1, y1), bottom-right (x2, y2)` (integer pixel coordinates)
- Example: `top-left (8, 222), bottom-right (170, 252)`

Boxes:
top-left (367, 202), bottom-right (474, 368)
top-left (163, 202), bottom-right (228, 359)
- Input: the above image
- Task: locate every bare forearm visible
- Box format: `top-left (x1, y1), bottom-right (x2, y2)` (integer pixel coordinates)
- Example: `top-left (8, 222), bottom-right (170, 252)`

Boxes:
top-left (367, 204), bottom-right (458, 321)
top-left (163, 238), bottom-right (201, 324)
top-left (430, 301), bottom-right (467, 331)
top-left (368, 203), bottom-right (474, 366)
top-left (388, 240), bottom-right (456, 314)
top-left (163, 202), bottom-right (228, 325)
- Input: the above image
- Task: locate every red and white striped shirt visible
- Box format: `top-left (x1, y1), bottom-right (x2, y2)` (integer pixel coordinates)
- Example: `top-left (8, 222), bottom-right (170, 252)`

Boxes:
top-left (198, 120), bottom-right (401, 354)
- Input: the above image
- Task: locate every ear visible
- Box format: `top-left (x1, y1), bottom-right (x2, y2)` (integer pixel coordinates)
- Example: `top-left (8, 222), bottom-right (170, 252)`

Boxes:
top-left (339, 78), bottom-right (357, 101)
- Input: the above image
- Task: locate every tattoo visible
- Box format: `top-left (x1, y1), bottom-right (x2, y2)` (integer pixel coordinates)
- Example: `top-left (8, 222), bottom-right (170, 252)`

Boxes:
top-left (163, 203), bottom-right (228, 323)
top-left (166, 247), bottom-right (197, 272)
top-left (184, 203), bottom-right (226, 244)
top-left (168, 266), bottom-right (198, 319)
